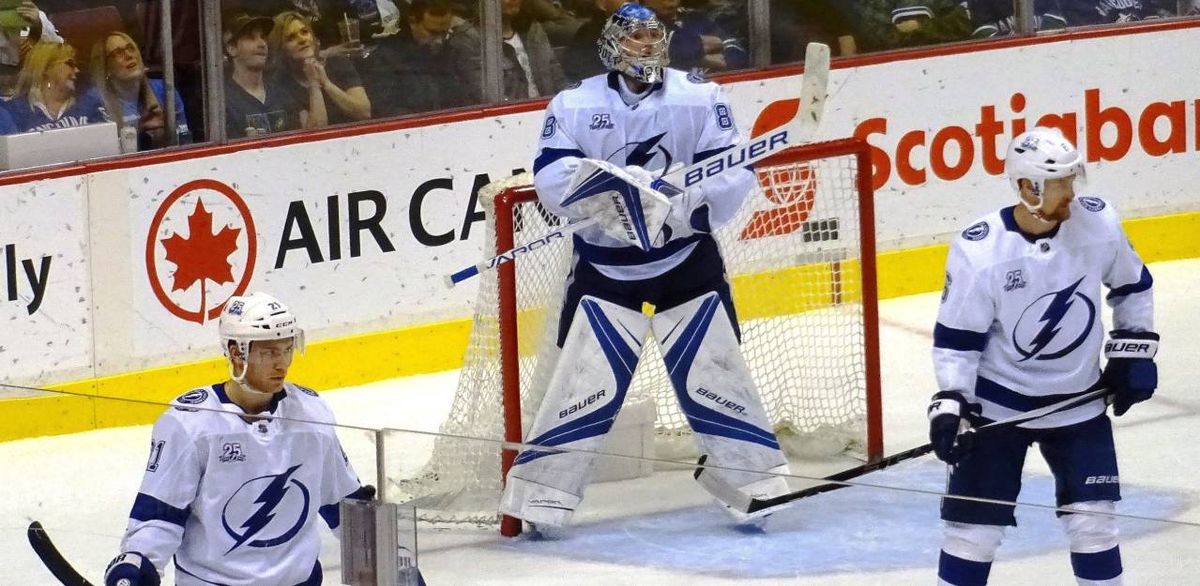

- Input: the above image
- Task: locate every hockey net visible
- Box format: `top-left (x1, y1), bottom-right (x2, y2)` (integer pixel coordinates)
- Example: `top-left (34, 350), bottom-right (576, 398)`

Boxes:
top-left (391, 138), bottom-right (881, 533)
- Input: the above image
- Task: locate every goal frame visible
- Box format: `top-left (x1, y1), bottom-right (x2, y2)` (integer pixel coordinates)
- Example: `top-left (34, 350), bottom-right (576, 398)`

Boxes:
top-left (492, 137), bottom-right (882, 536)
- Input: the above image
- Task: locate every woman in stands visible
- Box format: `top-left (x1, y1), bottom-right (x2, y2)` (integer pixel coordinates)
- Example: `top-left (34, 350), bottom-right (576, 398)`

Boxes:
top-left (1, 41), bottom-right (103, 133)
top-left (269, 10), bottom-right (371, 128)
top-left (86, 31), bottom-right (192, 150)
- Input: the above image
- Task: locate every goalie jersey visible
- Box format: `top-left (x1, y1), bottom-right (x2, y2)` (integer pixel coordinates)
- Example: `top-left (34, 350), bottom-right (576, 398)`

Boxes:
top-left (532, 69), bottom-right (756, 281)
top-left (119, 383), bottom-right (363, 585)
top-left (933, 197), bottom-right (1153, 429)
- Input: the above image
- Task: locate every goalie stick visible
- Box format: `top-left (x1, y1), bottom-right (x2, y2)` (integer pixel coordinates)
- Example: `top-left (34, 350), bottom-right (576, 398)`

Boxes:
top-left (27, 521), bottom-right (96, 586)
top-left (444, 42), bottom-right (832, 287)
top-left (695, 386), bottom-right (1112, 516)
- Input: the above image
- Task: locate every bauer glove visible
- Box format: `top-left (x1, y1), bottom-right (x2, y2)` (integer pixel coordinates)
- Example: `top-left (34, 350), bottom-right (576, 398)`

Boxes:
top-left (105, 551), bottom-right (159, 586)
top-left (927, 391), bottom-right (980, 465)
top-left (1103, 330), bottom-right (1159, 416)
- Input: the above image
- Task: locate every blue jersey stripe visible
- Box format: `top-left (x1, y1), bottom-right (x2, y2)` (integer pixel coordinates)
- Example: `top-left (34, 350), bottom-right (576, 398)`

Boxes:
top-left (934, 323), bottom-right (989, 352)
top-left (130, 492), bottom-right (190, 527)
top-left (975, 377), bottom-right (1099, 413)
top-left (1106, 265), bottom-right (1152, 299)
top-left (533, 147), bottom-right (585, 174)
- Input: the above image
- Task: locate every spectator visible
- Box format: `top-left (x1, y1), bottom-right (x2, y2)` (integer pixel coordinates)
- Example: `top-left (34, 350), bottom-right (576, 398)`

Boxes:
top-left (641, 0), bottom-right (747, 72)
top-left (965, 0), bottom-right (1067, 38)
top-left (85, 31), bottom-right (191, 150)
top-left (769, 0), bottom-right (855, 62)
top-left (521, 0), bottom-right (583, 46)
top-left (0, 103), bottom-right (15, 133)
top-left (1058, 0), bottom-right (1174, 25)
top-left (450, 0), bottom-right (567, 102)
top-left (564, 0), bottom-right (625, 81)
top-left (2, 41), bottom-right (103, 133)
top-left (270, 11), bottom-right (371, 127)
top-left (1, 2), bottom-right (62, 97)
top-left (362, 0), bottom-right (466, 116)
top-left (223, 13), bottom-right (299, 138)
top-left (887, 0), bottom-right (972, 47)
top-left (226, 0), bottom-right (368, 59)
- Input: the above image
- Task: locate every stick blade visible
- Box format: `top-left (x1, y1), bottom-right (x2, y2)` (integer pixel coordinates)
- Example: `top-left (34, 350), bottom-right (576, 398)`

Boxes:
top-left (797, 42), bottom-right (831, 140)
top-left (27, 521), bottom-right (95, 586)
top-left (692, 455), bottom-right (754, 514)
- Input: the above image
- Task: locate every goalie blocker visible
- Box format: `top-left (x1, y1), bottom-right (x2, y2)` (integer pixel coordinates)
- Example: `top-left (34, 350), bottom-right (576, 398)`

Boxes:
top-left (500, 237), bottom-right (790, 527)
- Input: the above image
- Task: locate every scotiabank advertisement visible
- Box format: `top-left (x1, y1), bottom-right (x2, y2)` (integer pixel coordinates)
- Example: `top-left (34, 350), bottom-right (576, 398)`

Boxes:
top-left (3, 24), bottom-right (1199, 382)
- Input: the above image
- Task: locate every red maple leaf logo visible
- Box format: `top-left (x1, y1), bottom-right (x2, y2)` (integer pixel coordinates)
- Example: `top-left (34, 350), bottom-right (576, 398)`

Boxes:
top-left (160, 198), bottom-right (241, 319)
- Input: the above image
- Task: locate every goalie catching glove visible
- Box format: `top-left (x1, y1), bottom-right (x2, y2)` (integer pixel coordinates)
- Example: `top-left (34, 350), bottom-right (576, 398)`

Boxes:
top-left (1103, 330), bottom-right (1159, 416)
top-left (561, 158), bottom-right (670, 251)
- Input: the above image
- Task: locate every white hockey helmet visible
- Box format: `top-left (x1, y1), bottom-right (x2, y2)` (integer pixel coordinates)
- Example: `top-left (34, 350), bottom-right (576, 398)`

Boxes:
top-left (598, 3), bottom-right (671, 84)
top-left (1004, 127), bottom-right (1086, 210)
top-left (219, 292), bottom-right (305, 360)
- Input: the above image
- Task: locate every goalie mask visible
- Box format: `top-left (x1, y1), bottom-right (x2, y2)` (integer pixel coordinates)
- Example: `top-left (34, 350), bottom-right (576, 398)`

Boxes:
top-left (219, 292), bottom-right (305, 368)
top-left (598, 3), bottom-right (671, 84)
top-left (1005, 127), bottom-right (1086, 211)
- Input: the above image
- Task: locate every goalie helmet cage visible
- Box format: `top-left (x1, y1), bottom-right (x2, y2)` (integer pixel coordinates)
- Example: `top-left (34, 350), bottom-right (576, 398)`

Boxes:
top-left (401, 137), bottom-right (881, 537)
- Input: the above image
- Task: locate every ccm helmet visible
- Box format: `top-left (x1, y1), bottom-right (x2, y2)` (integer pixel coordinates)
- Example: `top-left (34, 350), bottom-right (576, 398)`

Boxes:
top-left (1004, 127), bottom-right (1086, 210)
top-left (219, 292), bottom-right (305, 361)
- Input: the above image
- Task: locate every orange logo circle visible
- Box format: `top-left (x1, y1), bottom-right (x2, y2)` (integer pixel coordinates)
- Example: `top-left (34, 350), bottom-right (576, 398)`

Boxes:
top-left (145, 179), bottom-right (257, 323)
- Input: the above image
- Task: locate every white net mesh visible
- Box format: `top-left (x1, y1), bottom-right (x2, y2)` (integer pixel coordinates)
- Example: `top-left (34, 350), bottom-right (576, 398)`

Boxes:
top-left (389, 144), bottom-right (877, 527)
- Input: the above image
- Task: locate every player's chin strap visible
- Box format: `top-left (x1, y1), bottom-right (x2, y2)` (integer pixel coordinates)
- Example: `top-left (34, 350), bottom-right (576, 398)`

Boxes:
top-left (228, 356), bottom-right (277, 398)
top-left (696, 386), bottom-right (1112, 516)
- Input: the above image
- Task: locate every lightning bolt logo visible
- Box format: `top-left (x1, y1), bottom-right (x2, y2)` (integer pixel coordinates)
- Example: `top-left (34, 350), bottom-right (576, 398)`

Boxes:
top-left (222, 464), bottom-right (310, 553)
top-left (1014, 276), bottom-right (1096, 361)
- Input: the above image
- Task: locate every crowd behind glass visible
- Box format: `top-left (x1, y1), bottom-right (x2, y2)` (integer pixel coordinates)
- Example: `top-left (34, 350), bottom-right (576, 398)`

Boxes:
top-left (0, 0), bottom-right (1195, 169)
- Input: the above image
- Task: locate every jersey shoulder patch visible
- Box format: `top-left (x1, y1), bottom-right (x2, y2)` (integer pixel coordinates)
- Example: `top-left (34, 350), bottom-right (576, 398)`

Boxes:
top-left (686, 71), bottom-right (708, 84)
top-left (1078, 196), bottom-right (1106, 212)
top-left (295, 385), bottom-right (319, 397)
top-left (564, 79), bottom-right (582, 90)
top-left (172, 388), bottom-right (209, 412)
top-left (961, 221), bottom-right (991, 242)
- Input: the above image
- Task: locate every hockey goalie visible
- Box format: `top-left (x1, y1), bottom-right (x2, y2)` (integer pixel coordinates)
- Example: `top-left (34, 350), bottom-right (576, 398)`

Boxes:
top-left (498, 3), bottom-right (791, 530)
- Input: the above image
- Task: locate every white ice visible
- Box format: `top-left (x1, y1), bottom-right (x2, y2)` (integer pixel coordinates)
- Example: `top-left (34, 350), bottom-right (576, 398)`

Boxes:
top-left (2, 258), bottom-right (1198, 585)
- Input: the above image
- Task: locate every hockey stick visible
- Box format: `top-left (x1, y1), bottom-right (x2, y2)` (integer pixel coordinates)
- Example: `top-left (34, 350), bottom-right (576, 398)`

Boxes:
top-left (444, 43), bottom-right (832, 287)
top-left (695, 386), bottom-right (1112, 515)
top-left (27, 521), bottom-right (96, 586)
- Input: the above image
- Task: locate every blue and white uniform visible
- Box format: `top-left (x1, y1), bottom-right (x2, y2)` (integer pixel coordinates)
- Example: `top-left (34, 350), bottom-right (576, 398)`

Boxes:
top-left (499, 64), bottom-right (789, 528)
top-left (533, 68), bottom-right (755, 282)
top-left (934, 196), bottom-right (1154, 428)
top-left (118, 382), bottom-right (364, 586)
top-left (932, 194), bottom-right (1154, 586)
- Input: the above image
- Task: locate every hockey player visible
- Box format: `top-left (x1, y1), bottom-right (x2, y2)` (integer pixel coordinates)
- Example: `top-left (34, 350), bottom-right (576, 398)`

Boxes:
top-left (499, 2), bottom-right (790, 529)
top-left (929, 127), bottom-right (1157, 585)
top-left (104, 292), bottom-right (374, 586)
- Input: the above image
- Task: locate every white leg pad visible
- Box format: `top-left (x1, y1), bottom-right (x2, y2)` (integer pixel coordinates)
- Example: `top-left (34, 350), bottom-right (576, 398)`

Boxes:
top-left (651, 292), bottom-right (789, 493)
top-left (942, 521), bottom-right (1005, 563)
top-left (499, 296), bottom-right (649, 526)
top-left (1061, 500), bottom-right (1120, 553)
top-left (498, 475), bottom-right (583, 527)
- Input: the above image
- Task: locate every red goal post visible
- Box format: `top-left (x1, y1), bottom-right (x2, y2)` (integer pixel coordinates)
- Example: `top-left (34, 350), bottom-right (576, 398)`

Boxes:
top-left (490, 137), bottom-right (882, 535)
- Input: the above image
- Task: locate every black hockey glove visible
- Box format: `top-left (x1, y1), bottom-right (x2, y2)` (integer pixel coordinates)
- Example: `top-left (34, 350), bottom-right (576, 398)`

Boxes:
top-left (927, 391), bottom-right (980, 465)
top-left (105, 551), bottom-right (160, 586)
top-left (1103, 330), bottom-right (1159, 416)
top-left (348, 484), bottom-right (377, 501)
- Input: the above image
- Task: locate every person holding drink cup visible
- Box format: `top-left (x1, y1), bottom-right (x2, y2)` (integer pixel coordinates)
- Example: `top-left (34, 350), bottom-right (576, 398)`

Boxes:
top-left (270, 10), bottom-right (371, 127)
